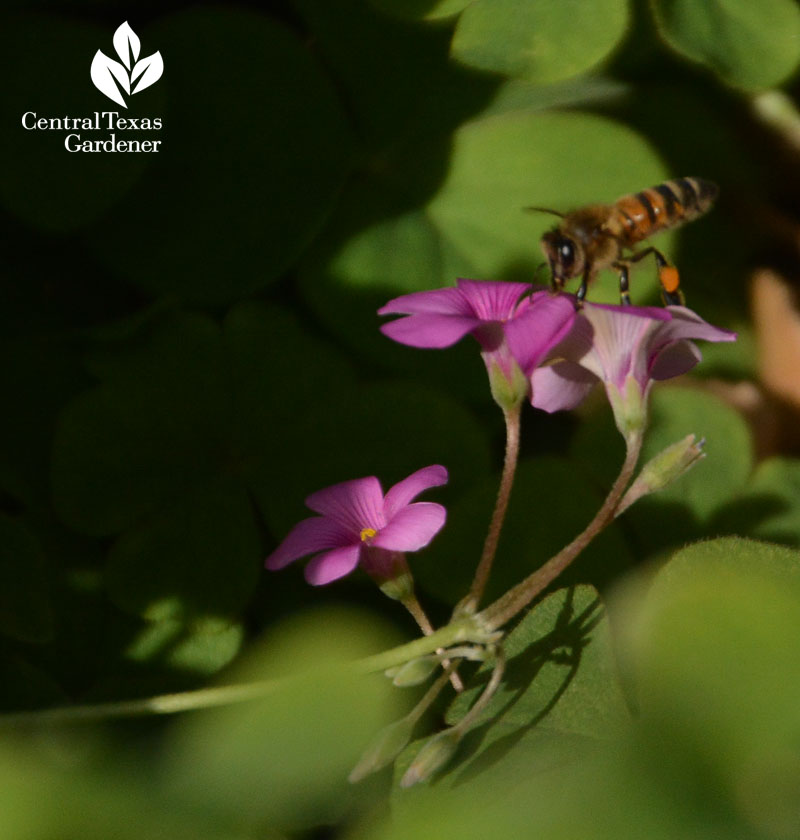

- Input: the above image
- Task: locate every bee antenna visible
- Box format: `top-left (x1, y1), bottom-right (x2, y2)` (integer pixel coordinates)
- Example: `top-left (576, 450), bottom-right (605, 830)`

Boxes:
top-left (524, 206), bottom-right (565, 218)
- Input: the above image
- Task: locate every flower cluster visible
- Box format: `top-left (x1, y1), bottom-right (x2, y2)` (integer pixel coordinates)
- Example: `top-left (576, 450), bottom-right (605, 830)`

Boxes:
top-left (264, 272), bottom-right (736, 788)
top-left (380, 280), bottom-right (736, 440)
top-left (266, 278), bottom-right (735, 587)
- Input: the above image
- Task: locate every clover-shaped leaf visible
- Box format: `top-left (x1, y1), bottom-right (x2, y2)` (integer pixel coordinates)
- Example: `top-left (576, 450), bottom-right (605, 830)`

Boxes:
top-left (112, 21), bottom-right (140, 69)
top-left (131, 51), bottom-right (164, 93)
top-left (90, 50), bottom-right (129, 107)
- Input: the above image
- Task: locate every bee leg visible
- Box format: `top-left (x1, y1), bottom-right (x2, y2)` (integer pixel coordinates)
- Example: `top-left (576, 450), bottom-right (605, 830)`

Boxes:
top-left (575, 271), bottom-right (589, 307)
top-left (617, 263), bottom-right (632, 306)
top-left (630, 247), bottom-right (685, 306)
top-left (654, 253), bottom-right (684, 306)
top-left (611, 260), bottom-right (632, 305)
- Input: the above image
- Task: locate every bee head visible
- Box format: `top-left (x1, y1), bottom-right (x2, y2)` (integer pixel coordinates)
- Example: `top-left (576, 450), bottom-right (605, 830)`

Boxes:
top-left (541, 230), bottom-right (584, 287)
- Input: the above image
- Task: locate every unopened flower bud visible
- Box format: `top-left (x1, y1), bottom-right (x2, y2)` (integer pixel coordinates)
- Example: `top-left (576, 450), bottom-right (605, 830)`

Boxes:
top-left (617, 434), bottom-right (705, 516)
top-left (349, 716), bottom-right (417, 783)
top-left (386, 656), bottom-right (438, 687)
top-left (399, 728), bottom-right (461, 788)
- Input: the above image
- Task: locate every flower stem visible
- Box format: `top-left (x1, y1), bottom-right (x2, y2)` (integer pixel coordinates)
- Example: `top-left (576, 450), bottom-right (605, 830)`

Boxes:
top-left (0, 618), bottom-right (498, 728)
top-left (479, 430), bottom-right (643, 631)
top-left (451, 645), bottom-right (506, 735)
top-left (460, 403), bottom-right (522, 613)
top-left (0, 681), bottom-right (281, 726)
top-left (401, 591), bottom-right (464, 692)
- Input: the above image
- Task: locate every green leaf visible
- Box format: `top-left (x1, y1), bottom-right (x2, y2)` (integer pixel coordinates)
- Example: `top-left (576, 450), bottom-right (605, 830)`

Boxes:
top-left (712, 456), bottom-right (800, 546)
top-left (301, 110), bottom-right (667, 365)
top-left (452, 0), bottom-right (629, 84)
top-left (650, 0), bottom-right (800, 90)
top-left (106, 479), bottom-right (260, 622)
top-left (123, 616), bottom-right (244, 675)
top-left (447, 586), bottom-right (629, 741)
top-left (86, 8), bottom-right (354, 304)
top-left (164, 607), bottom-right (404, 829)
top-left (392, 587), bottom-right (627, 800)
top-left (291, 0), bottom-right (496, 148)
top-left (53, 313), bottom-right (231, 537)
top-left (0, 516), bottom-right (53, 644)
top-left (0, 336), bottom-right (87, 508)
top-left (0, 742), bottom-right (225, 840)
top-left (368, 0), bottom-right (473, 21)
top-left (618, 537), bottom-right (800, 838)
top-left (634, 386), bottom-right (752, 527)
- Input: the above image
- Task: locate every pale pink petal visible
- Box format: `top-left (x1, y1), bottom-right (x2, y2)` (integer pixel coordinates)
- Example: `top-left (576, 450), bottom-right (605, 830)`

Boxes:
top-left (265, 516), bottom-right (351, 570)
top-left (304, 544), bottom-right (362, 585)
top-left (650, 340), bottom-right (702, 380)
top-left (383, 465), bottom-right (448, 520)
top-left (652, 306), bottom-right (738, 348)
top-left (504, 293), bottom-right (577, 376)
top-left (583, 304), bottom-right (667, 388)
top-left (380, 313), bottom-right (481, 348)
top-left (372, 502), bottom-right (446, 551)
top-left (454, 279), bottom-right (532, 320)
top-left (530, 361), bottom-right (598, 412)
top-left (305, 476), bottom-right (385, 533)
top-left (378, 286), bottom-right (473, 316)
top-left (643, 308), bottom-right (735, 381)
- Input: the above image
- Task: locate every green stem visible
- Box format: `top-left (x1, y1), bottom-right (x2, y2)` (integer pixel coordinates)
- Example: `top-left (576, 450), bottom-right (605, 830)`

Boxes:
top-left (401, 589), bottom-right (464, 692)
top-left (0, 617), bottom-right (496, 727)
top-left (460, 403), bottom-right (522, 613)
top-left (479, 430), bottom-right (643, 631)
top-left (0, 681), bottom-right (280, 726)
top-left (357, 616), bottom-right (497, 674)
top-left (452, 645), bottom-right (506, 734)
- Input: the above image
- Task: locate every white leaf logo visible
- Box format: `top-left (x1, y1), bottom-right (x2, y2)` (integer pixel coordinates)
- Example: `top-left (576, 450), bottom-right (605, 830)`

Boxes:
top-left (131, 52), bottom-right (164, 94)
top-left (90, 22), bottom-right (163, 108)
top-left (113, 21), bottom-right (140, 69)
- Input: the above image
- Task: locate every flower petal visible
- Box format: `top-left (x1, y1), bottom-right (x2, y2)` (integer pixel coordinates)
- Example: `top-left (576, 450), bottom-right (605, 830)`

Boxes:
top-left (530, 361), bottom-right (598, 412)
top-left (650, 339), bottom-right (702, 380)
top-left (304, 544), bottom-right (362, 585)
top-left (372, 502), bottom-right (446, 551)
top-left (378, 286), bottom-right (473, 316)
top-left (305, 476), bottom-right (385, 533)
top-left (504, 292), bottom-right (577, 376)
top-left (654, 306), bottom-right (738, 347)
top-left (582, 303), bottom-right (669, 388)
top-left (380, 313), bottom-right (482, 348)
top-left (383, 465), bottom-right (448, 520)
top-left (265, 516), bottom-right (351, 570)
top-left (644, 308), bottom-right (735, 381)
top-left (454, 279), bottom-right (532, 321)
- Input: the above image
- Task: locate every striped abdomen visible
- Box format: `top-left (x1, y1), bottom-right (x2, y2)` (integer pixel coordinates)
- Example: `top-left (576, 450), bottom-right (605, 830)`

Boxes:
top-left (613, 177), bottom-right (718, 245)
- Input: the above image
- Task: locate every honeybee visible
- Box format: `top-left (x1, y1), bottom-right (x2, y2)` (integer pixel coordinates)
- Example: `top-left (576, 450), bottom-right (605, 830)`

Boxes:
top-left (536, 177), bottom-right (718, 306)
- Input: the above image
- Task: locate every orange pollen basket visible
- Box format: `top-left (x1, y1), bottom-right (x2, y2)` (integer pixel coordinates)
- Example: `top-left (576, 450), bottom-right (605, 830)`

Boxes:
top-left (659, 266), bottom-right (680, 294)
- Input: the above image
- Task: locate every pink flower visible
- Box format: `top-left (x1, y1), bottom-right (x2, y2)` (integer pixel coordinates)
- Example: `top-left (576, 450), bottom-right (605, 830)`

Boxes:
top-left (265, 465), bottom-right (448, 586)
top-left (530, 303), bottom-right (737, 437)
top-left (379, 280), bottom-right (576, 408)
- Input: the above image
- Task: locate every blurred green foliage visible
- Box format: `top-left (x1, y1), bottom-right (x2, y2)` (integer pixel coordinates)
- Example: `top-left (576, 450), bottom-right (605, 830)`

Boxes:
top-left (2, 0), bottom-right (800, 836)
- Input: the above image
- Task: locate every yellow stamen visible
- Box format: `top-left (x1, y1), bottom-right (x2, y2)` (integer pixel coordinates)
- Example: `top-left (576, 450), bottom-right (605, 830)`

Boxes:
top-left (360, 527), bottom-right (377, 542)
